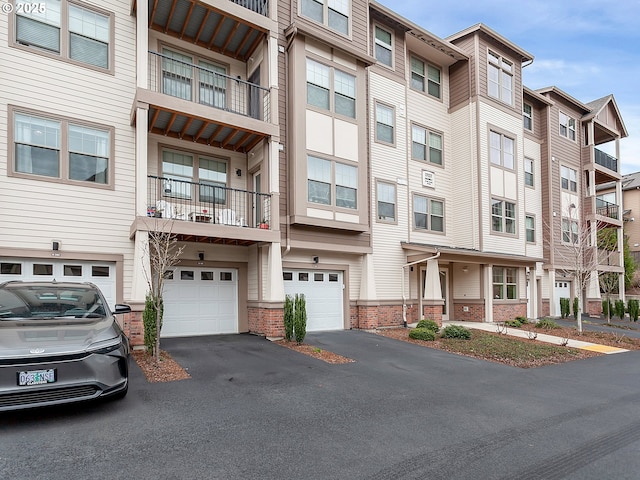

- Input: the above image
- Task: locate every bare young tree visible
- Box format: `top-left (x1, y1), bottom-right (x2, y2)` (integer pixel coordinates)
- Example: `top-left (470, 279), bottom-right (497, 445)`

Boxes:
top-left (599, 271), bottom-right (618, 324)
top-left (141, 221), bottom-right (184, 363)
top-left (550, 209), bottom-right (620, 333)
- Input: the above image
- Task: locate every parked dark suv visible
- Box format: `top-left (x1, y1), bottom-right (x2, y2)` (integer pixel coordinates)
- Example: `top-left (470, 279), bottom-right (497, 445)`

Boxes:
top-left (0, 281), bottom-right (131, 411)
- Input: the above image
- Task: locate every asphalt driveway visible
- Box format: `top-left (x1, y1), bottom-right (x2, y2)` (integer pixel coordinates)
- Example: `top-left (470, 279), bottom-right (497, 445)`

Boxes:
top-left (2, 330), bottom-right (640, 479)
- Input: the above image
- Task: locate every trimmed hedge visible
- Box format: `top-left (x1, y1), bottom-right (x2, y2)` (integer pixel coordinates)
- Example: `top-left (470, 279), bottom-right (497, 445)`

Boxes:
top-left (415, 319), bottom-right (440, 333)
top-left (409, 328), bottom-right (436, 341)
top-left (440, 325), bottom-right (472, 339)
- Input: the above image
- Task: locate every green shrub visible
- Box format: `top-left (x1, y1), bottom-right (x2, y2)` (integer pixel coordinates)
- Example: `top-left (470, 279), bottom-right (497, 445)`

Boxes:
top-left (515, 316), bottom-right (528, 324)
top-left (143, 293), bottom-right (163, 355)
top-left (409, 328), bottom-right (436, 341)
top-left (440, 325), bottom-right (472, 339)
top-left (572, 297), bottom-right (579, 320)
top-left (284, 295), bottom-right (294, 341)
top-left (415, 319), bottom-right (440, 333)
top-left (294, 293), bottom-right (307, 344)
top-left (503, 319), bottom-right (523, 328)
top-left (628, 299), bottom-right (639, 322)
top-left (559, 298), bottom-right (570, 318)
top-left (536, 318), bottom-right (560, 329)
top-left (602, 300), bottom-right (613, 317)
top-left (614, 299), bottom-right (626, 320)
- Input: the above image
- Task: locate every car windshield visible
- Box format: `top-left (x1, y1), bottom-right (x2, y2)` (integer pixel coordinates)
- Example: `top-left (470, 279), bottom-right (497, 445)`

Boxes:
top-left (0, 284), bottom-right (108, 320)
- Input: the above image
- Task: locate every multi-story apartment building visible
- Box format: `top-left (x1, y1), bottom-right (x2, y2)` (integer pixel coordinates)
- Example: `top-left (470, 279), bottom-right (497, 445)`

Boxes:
top-left (0, 0), bottom-right (627, 344)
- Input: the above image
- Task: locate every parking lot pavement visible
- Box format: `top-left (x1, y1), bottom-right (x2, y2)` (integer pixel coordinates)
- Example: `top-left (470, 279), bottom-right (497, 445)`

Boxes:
top-left (2, 331), bottom-right (640, 480)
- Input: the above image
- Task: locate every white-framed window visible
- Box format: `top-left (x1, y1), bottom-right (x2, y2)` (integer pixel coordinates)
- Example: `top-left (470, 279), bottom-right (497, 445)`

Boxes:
top-left (559, 112), bottom-right (576, 141)
top-left (525, 215), bottom-right (535, 243)
top-left (524, 158), bottom-right (534, 187)
top-left (375, 102), bottom-right (394, 144)
top-left (491, 198), bottom-right (516, 234)
top-left (523, 103), bottom-right (533, 130)
top-left (493, 267), bottom-right (517, 299)
top-left (13, 110), bottom-right (111, 186)
top-left (14, 0), bottom-right (112, 70)
top-left (162, 150), bottom-right (228, 203)
top-left (489, 131), bottom-right (514, 169)
top-left (374, 26), bottom-right (393, 67)
top-left (487, 50), bottom-right (513, 105)
top-left (306, 58), bottom-right (356, 118)
top-left (410, 56), bottom-right (441, 99)
top-left (561, 165), bottom-right (577, 192)
top-left (412, 125), bottom-right (443, 165)
top-left (307, 155), bottom-right (357, 209)
top-left (161, 48), bottom-right (227, 107)
top-left (301, 0), bottom-right (350, 35)
top-left (562, 218), bottom-right (579, 244)
top-left (376, 181), bottom-right (396, 222)
top-left (413, 195), bottom-right (444, 232)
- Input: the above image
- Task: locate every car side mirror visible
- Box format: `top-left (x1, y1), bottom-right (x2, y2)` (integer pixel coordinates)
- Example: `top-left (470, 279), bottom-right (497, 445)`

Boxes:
top-left (114, 304), bottom-right (132, 314)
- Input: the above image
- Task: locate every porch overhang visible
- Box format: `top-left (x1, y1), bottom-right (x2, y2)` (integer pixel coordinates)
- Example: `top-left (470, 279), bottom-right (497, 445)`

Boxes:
top-left (401, 242), bottom-right (543, 266)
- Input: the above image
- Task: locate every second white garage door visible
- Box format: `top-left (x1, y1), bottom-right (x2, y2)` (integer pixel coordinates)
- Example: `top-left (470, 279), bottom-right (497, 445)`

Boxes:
top-left (283, 270), bottom-right (344, 331)
top-left (162, 267), bottom-right (238, 337)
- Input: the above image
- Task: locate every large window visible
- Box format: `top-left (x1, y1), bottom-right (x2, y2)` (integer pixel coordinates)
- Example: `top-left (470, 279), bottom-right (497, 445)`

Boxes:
top-left (306, 59), bottom-right (356, 118)
top-left (524, 158), bottom-right (534, 187)
top-left (162, 48), bottom-right (226, 107)
top-left (523, 103), bottom-right (533, 130)
top-left (15, 0), bottom-right (112, 70)
top-left (559, 112), bottom-right (576, 141)
top-left (410, 56), bottom-right (441, 99)
top-left (491, 198), bottom-right (516, 234)
top-left (307, 156), bottom-right (357, 209)
top-left (525, 215), bottom-right (535, 243)
top-left (561, 165), bottom-right (577, 192)
top-left (377, 181), bottom-right (396, 222)
top-left (562, 218), bottom-right (579, 244)
top-left (489, 131), bottom-right (514, 169)
top-left (487, 50), bottom-right (513, 105)
top-left (374, 26), bottom-right (392, 67)
top-left (13, 110), bottom-right (111, 185)
top-left (162, 150), bottom-right (227, 203)
top-left (301, 0), bottom-right (349, 35)
top-left (375, 103), bottom-right (394, 144)
top-left (493, 267), bottom-right (517, 300)
top-left (412, 125), bottom-right (443, 165)
top-left (414, 195), bottom-right (444, 232)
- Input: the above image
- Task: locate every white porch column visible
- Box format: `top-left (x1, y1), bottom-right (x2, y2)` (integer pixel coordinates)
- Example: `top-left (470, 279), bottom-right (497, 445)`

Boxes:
top-left (484, 265), bottom-right (493, 322)
top-left (359, 254), bottom-right (377, 300)
top-left (423, 258), bottom-right (441, 300)
top-left (136, 107), bottom-right (149, 216)
top-left (265, 242), bottom-right (285, 302)
top-left (130, 231), bottom-right (150, 303)
top-left (548, 270), bottom-right (557, 317)
top-left (586, 270), bottom-right (601, 300)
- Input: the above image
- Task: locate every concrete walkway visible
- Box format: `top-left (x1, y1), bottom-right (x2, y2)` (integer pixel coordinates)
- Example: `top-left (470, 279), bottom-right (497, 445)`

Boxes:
top-left (440, 320), bottom-right (629, 355)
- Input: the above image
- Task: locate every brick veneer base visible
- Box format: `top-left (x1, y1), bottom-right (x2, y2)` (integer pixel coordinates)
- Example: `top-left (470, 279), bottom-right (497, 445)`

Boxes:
top-left (541, 300), bottom-right (550, 317)
top-left (248, 307), bottom-right (284, 338)
top-left (452, 303), bottom-right (485, 322)
top-left (422, 305), bottom-right (442, 326)
top-left (586, 300), bottom-right (601, 316)
top-left (493, 303), bottom-right (527, 322)
top-left (120, 310), bottom-right (144, 347)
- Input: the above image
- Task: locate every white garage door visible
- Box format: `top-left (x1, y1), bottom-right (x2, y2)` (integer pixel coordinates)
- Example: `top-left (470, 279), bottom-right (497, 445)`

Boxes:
top-left (283, 270), bottom-right (344, 331)
top-left (0, 258), bottom-right (116, 307)
top-left (162, 267), bottom-right (238, 337)
top-left (554, 281), bottom-right (571, 316)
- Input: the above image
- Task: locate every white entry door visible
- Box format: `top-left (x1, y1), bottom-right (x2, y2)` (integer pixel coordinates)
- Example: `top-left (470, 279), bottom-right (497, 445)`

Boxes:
top-left (283, 270), bottom-right (344, 331)
top-left (162, 267), bottom-right (238, 337)
top-left (554, 281), bottom-right (571, 316)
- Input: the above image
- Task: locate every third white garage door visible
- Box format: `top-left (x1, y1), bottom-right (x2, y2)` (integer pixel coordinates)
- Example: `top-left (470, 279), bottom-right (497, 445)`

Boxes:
top-left (283, 270), bottom-right (344, 331)
top-left (162, 267), bottom-right (238, 337)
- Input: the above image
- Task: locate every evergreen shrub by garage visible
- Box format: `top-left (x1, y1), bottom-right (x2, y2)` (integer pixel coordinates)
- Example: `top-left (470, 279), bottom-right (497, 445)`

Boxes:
top-left (143, 293), bottom-right (163, 355)
top-left (284, 295), bottom-right (294, 341)
top-left (294, 294), bottom-right (307, 344)
top-left (628, 299), bottom-right (639, 322)
top-left (409, 328), bottom-right (436, 341)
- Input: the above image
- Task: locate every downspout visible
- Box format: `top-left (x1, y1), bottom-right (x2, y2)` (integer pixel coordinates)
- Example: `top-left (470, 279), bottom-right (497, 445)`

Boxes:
top-left (401, 251), bottom-right (440, 327)
top-left (281, 27), bottom-right (297, 259)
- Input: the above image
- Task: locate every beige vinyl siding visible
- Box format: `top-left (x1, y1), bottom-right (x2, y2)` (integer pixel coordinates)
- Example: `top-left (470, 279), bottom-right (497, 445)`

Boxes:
top-left (0, 0), bottom-right (137, 296)
top-left (478, 102), bottom-right (526, 255)
top-left (448, 105), bottom-right (477, 249)
top-left (248, 245), bottom-right (259, 301)
top-left (369, 71), bottom-right (409, 300)
top-left (523, 138), bottom-right (543, 260)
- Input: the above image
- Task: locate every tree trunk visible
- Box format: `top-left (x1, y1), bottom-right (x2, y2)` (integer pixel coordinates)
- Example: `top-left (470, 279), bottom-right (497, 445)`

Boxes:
top-left (155, 304), bottom-right (161, 363)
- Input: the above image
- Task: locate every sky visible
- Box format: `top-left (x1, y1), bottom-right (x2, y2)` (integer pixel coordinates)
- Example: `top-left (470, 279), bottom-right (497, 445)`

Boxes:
top-left (377, 0), bottom-right (640, 174)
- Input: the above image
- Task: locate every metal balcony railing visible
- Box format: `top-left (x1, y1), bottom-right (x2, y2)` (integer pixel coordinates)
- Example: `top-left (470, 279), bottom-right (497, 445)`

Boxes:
top-left (230, 0), bottom-right (268, 16)
top-left (148, 51), bottom-right (271, 122)
top-left (595, 198), bottom-right (620, 220)
top-left (147, 176), bottom-right (271, 229)
top-left (598, 248), bottom-right (621, 267)
top-left (594, 148), bottom-right (618, 173)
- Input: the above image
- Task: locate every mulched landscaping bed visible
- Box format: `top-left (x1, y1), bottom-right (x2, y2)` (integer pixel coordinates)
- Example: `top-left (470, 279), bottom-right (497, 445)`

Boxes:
top-left (132, 350), bottom-right (192, 383)
top-left (275, 340), bottom-right (355, 364)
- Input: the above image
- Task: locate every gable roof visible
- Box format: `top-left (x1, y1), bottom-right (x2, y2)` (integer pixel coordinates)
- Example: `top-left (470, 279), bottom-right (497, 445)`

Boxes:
top-left (535, 86), bottom-right (592, 113)
top-left (446, 23), bottom-right (534, 63)
top-left (584, 94), bottom-right (629, 138)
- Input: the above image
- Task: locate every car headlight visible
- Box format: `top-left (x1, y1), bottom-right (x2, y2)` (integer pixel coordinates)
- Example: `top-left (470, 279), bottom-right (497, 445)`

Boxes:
top-left (87, 338), bottom-right (124, 355)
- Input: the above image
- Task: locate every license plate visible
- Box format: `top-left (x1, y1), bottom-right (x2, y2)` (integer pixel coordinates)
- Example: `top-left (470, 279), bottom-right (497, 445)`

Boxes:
top-left (18, 369), bottom-right (57, 386)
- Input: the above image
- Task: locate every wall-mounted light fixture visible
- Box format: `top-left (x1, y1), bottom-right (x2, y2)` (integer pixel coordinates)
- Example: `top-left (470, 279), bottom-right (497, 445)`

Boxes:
top-left (313, 256), bottom-right (319, 264)
top-left (236, 168), bottom-right (242, 177)
top-left (198, 252), bottom-right (204, 262)
top-left (52, 241), bottom-right (59, 251)
top-left (462, 266), bottom-right (468, 273)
